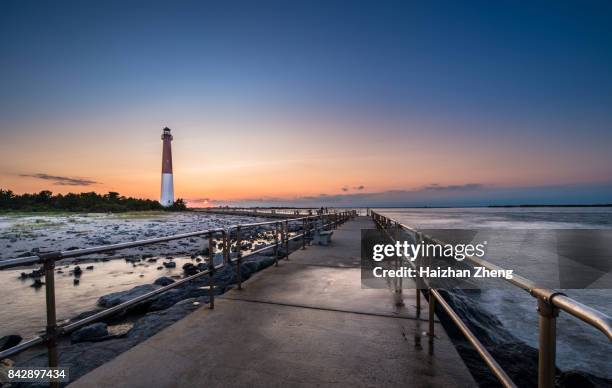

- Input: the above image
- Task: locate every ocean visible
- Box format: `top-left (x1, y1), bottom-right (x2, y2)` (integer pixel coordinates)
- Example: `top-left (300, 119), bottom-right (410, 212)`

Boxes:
top-left (376, 207), bottom-right (612, 379)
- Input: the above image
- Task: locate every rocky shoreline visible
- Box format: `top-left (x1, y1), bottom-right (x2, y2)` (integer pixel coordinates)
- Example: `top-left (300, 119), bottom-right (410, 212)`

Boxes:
top-left (434, 289), bottom-right (612, 388)
top-left (2, 236), bottom-right (303, 386)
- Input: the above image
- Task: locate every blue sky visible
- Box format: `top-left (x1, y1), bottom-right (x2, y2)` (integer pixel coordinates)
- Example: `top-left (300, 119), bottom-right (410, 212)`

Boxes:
top-left (1, 1), bottom-right (611, 206)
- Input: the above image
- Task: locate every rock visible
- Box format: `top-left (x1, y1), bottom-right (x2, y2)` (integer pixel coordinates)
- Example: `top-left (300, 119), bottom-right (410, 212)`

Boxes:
top-left (97, 284), bottom-right (158, 308)
top-left (70, 323), bottom-right (109, 343)
top-left (20, 268), bottom-right (44, 279)
top-left (557, 370), bottom-right (611, 388)
top-left (154, 276), bottom-right (175, 286)
top-left (69, 308), bottom-right (104, 322)
top-left (156, 266), bottom-right (163, 270)
top-left (163, 261), bottom-right (176, 268)
top-left (31, 279), bottom-right (44, 288)
top-left (0, 335), bottom-right (22, 351)
top-left (182, 263), bottom-right (198, 276)
top-left (86, 265), bottom-right (94, 270)
top-left (148, 289), bottom-right (188, 311)
top-left (127, 298), bottom-right (203, 340)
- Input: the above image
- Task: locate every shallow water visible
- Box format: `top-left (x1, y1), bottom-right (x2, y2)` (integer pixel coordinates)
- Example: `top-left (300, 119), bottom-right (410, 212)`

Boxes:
top-left (376, 207), bottom-right (612, 378)
top-left (0, 212), bottom-right (269, 338)
top-left (0, 256), bottom-right (198, 338)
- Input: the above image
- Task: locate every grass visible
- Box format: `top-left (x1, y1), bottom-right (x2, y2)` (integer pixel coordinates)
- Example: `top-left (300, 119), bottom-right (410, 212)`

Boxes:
top-left (111, 211), bottom-right (171, 219)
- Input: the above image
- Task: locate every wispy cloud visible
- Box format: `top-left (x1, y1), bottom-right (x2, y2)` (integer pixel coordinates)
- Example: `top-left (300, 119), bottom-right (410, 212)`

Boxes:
top-left (207, 182), bottom-right (612, 207)
top-left (341, 184), bottom-right (365, 192)
top-left (188, 198), bottom-right (211, 203)
top-left (423, 183), bottom-right (483, 191)
top-left (19, 173), bottom-right (99, 186)
top-left (207, 183), bottom-right (488, 207)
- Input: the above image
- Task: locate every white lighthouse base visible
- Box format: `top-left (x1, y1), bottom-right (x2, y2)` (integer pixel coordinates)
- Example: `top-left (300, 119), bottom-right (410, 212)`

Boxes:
top-left (160, 173), bottom-right (174, 207)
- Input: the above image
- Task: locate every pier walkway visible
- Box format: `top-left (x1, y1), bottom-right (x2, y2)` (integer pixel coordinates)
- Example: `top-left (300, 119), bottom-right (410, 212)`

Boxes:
top-left (71, 217), bottom-right (476, 387)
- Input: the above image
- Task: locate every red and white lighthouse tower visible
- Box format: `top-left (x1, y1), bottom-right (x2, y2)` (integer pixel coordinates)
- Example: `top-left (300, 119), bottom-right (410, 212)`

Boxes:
top-left (160, 127), bottom-right (174, 207)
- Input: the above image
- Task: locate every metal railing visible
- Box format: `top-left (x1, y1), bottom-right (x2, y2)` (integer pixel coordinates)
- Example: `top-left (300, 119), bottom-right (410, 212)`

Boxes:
top-left (370, 211), bottom-right (612, 388)
top-left (0, 211), bottom-right (357, 386)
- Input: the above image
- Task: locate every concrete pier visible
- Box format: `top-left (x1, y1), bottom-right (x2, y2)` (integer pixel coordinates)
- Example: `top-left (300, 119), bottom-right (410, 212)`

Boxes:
top-left (71, 217), bottom-right (476, 387)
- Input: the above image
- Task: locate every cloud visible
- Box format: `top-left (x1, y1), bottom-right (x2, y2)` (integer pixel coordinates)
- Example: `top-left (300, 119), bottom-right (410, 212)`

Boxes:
top-left (342, 185), bottom-right (365, 192)
top-left (188, 198), bottom-right (212, 204)
top-left (19, 173), bottom-right (99, 186)
top-left (209, 183), bottom-right (488, 207)
top-left (423, 183), bottom-right (483, 191)
top-left (187, 182), bottom-right (612, 208)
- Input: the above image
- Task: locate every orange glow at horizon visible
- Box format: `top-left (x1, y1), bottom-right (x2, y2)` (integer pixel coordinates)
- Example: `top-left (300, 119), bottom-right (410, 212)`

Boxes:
top-left (1, 111), bottom-right (611, 204)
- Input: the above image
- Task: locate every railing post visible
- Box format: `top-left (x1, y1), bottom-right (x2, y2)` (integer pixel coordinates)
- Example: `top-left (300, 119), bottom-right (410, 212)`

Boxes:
top-left (284, 220), bottom-right (289, 260)
top-left (43, 255), bottom-right (59, 387)
top-left (415, 232), bottom-right (422, 316)
top-left (223, 231), bottom-right (229, 264)
top-left (236, 226), bottom-right (242, 290)
top-left (428, 290), bottom-right (435, 339)
top-left (302, 218), bottom-right (306, 249)
top-left (208, 234), bottom-right (215, 309)
top-left (537, 297), bottom-right (559, 388)
top-left (394, 222), bottom-right (404, 306)
top-left (274, 223), bottom-right (279, 267)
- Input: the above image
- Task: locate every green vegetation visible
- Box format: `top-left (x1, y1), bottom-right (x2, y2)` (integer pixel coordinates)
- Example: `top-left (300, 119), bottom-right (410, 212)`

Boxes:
top-left (0, 189), bottom-right (187, 213)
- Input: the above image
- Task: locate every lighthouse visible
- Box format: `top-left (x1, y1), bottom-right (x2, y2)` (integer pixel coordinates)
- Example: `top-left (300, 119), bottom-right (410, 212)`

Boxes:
top-left (160, 127), bottom-right (174, 207)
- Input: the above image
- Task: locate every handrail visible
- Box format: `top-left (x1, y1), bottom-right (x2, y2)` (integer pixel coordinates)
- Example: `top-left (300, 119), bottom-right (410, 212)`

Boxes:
top-left (0, 210), bottom-right (358, 380)
top-left (430, 288), bottom-right (517, 388)
top-left (370, 210), bottom-right (611, 388)
top-left (0, 228), bottom-right (225, 270)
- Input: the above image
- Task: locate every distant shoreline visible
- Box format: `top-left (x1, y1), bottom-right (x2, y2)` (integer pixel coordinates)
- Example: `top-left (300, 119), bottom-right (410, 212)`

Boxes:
top-left (487, 204), bottom-right (612, 208)
top-left (199, 204), bottom-right (612, 210)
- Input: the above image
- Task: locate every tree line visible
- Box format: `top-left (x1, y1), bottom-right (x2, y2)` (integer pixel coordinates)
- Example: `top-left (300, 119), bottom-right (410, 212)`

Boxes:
top-left (0, 189), bottom-right (187, 212)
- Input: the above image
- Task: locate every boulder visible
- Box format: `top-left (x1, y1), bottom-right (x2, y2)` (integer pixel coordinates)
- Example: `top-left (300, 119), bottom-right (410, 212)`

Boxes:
top-left (148, 289), bottom-right (188, 311)
top-left (19, 268), bottom-right (44, 279)
top-left (153, 276), bottom-right (175, 287)
top-left (0, 335), bottom-right (22, 351)
top-left (97, 284), bottom-right (158, 308)
top-left (70, 323), bottom-right (109, 343)
top-left (127, 298), bottom-right (203, 341)
top-left (557, 370), bottom-right (611, 388)
top-left (31, 279), bottom-right (44, 288)
top-left (162, 261), bottom-right (176, 268)
top-left (182, 263), bottom-right (198, 276)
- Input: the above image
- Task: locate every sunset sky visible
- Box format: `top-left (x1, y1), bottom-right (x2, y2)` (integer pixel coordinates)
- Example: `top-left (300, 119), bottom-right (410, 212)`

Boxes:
top-left (1, 1), bottom-right (611, 206)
